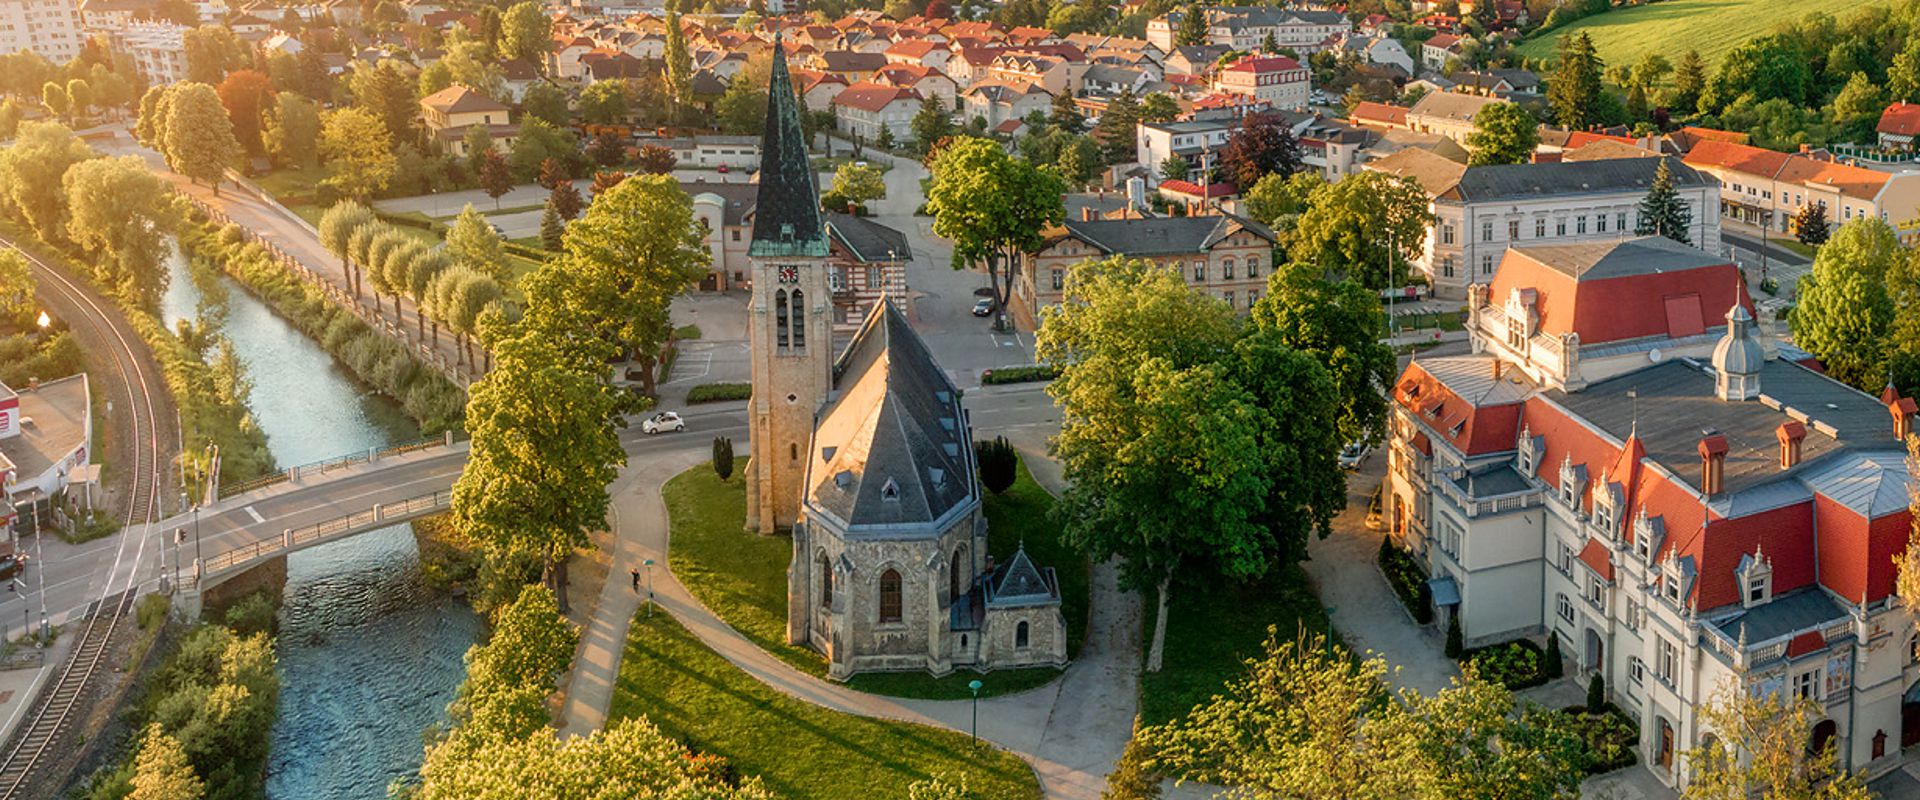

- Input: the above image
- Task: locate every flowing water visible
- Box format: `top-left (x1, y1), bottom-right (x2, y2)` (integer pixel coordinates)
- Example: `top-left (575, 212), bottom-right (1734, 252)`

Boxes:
top-left (163, 249), bottom-right (483, 799)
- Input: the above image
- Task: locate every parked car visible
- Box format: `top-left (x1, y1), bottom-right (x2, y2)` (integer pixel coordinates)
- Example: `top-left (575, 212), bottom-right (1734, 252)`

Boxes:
top-left (972, 297), bottom-right (995, 317)
top-left (0, 553), bottom-right (27, 581)
top-left (642, 411), bottom-right (687, 434)
top-left (1338, 442), bottom-right (1370, 470)
top-left (717, 164), bottom-right (730, 173)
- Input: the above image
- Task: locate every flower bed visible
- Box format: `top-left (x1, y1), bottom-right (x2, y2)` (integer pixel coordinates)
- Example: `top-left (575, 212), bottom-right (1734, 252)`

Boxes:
top-left (1561, 703), bottom-right (1639, 775)
top-left (1376, 539), bottom-right (1432, 624)
top-left (1461, 638), bottom-right (1550, 690)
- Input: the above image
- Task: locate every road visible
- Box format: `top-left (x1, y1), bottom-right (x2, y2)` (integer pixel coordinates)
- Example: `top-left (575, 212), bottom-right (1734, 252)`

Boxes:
top-left (1722, 228), bottom-right (1813, 296)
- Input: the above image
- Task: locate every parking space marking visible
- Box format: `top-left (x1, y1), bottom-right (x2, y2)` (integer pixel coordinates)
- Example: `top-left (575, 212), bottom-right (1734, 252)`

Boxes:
top-left (663, 353), bottom-right (713, 385)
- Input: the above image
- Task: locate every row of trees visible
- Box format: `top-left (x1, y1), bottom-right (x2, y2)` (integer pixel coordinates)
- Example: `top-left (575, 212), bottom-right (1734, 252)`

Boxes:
top-left (316, 201), bottom-right (505, 365)
top-left (0, 122), bottom-right (180, 308)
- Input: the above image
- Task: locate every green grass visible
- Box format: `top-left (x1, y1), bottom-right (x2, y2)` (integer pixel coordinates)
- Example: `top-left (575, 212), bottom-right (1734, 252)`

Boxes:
top-left (1513, 0), bottom-right (1892, 69)
top-left (1138, 564), bottom-right (1335, 726)
top-left (673, 324), bottom-right (703, 340)
top-left (663, 458), bottom-right (1089, 700)
top-left (1776, 239), bottom-right (1818, 259)
top-left (610, 612), bottom-right (1042, 800)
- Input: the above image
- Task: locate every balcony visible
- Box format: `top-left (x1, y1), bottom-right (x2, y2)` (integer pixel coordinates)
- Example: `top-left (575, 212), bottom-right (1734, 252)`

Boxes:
top-left (1434, 463), bottom-right (1542, 519)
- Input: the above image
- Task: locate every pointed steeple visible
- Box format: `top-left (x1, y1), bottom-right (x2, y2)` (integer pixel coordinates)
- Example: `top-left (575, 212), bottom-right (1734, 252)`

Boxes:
top-left (751, 34), bottom-right (830, 259)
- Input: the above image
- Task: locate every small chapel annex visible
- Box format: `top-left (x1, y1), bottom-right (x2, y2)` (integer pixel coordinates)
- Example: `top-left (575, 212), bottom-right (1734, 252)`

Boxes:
top-left (740, 37), bottom-right (1069, 680)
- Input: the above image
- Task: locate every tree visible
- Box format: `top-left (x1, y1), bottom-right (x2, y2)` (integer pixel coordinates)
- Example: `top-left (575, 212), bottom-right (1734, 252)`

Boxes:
top-left (318, 107), bottom-right (395, 200)
top-left (1288, 171), bottom-right (1431, 290)
top-left (1092, 88), bottom-right (1140, 164)
top-left (215, 69), bottom-right (273, 156)
top-left (318, 200), bottom-right (377, 297)
top-left (634, 143), bottom-right (676, 174)
top-left (1794, 203), bottom-right (1831, 247)
top-left (910, 95), bottom-right (955, 155)
top-left (264, 91), bottom-right (321, 169)
top-left (578, 79), bottom-right (629, 125)
top-left (539, 204), bottom-right (564, 251)
top-left (405, 249), bottom-right (453, 337)
top-left (1138, 92), bottom-right (1180, 124)
top-left (476, 149), bottom-right (513, 208)
top-left (1048, 91), bottom-right (1085, 134)
top-left (1159, 155), bottom-right (1189, 182)
top-left (1667, 49), bottom-right (1707, 113)
top-left (1251, 263), bottom-right (1394, 447)
top-left (65, 78), bottom-right (91, 120)
top-left (520, 81), bottom-right (569, 127)
top-left (1790, 218), bottom-right (1900, 390)
top-left (431, 267), bottom-right (503, 364)
top-left (830, 162), bottom-right (887, 209)
top-left (1681, 685), bottom-right (1874, 800)
top-left (926, 137), bottom-right (1067, 327)
top-left (1242, 171), bottom-right (1324, 235)
top-left (0, 121), bottom-right (95, 244)
top-left (712, 436), bottom-right (734, 480)
top-left (1444, 612), bottom-right (1463, 658)
top-left (588, 130), bottom-right (627, 167)
top-left (183, 25), bottom-right (245, 85)
top-left (1585, 673), bottom-right (1604, 710)
top-left (1542, 631), bottom-right (1563, 678)
top-left (500, 1), bottom-right (553, 70)
top-left (1634, 158), bottom-right (1692, 245)
top-left (129, 724), bottom-right (204, 800)
top-left (1831, 71), bottom-right (1885, 143)
top-left (0, 251), bottom-right (33, 326)
top-left (1704, 33), bottom-right (1812, 114)
top-left (1221, 113), bottom-right (1302, 189)
top-left (1464, 101), bottom-right (1537, 166)
top-left (548, 180), bottom-right (584, 221)
top-left (447, 204), bottom-right (509, 279)
top-left (1175, 3), bottom-right (1208, 46)
top-left (509, 118), bottom-right (581, 183)
top-left (664, 5), bottom-right (693, 109)
top-left (974, 436), bottom-right (1017, 494)
top-left (63, 156), bottom-right (178, 307)
top-left (590, 170), bottom-right (628, 197)
top-left (415, 717), bottom-right (773, 799)
top-left (0, 99), bottom-right (18, 140)
top-left (161, 83), bottom-right (242, 193)
top-left (1547, 33), bottom-right (1603, 129)
top-left (347, 59), bottom-right (420, 147)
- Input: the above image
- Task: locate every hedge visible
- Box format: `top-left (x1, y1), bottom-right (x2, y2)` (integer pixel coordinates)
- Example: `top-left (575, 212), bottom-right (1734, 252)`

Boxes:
top-left (504, 242), bottom-right (549, 262)
top-left (1561, 703), bottom-right (1639, 775)
top-left (1377, 540), bottom-right (1433, 624)
top-left (1460, 638), bottom-right (1550, 690)
top-left (980, 365), bottom-right (1058, 385)
top-left (687, 382), bottom-right (752, 403)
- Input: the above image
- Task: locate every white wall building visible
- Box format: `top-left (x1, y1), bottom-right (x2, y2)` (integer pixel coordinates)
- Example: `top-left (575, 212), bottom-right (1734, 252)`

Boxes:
top-left (0, 0), bottom-right (83, 63)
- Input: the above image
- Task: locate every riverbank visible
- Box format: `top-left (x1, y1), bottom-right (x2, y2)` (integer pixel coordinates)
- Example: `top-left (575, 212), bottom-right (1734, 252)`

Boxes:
top-left (176, 211), bottom-right (466, 435)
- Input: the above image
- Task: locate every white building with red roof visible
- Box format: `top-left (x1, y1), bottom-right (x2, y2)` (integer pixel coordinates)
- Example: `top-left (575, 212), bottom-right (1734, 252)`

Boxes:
top-left (1880, 102), bottom-right (1920, 150)
top-left (1210, 54), bottom-right (1309, 110)
top-left (1387, 236), bottom-right (1919, 789)
top-left (830, 83), bottom-right (923, 141)
top-left (1684, 138), bottom-right (1920, 244)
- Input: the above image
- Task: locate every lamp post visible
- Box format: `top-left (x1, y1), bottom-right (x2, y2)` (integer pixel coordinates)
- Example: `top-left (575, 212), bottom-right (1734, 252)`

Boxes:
top-left (643, 558), bottom-right (655, 616)
top-left (968, 679), bottom-right (983, 747)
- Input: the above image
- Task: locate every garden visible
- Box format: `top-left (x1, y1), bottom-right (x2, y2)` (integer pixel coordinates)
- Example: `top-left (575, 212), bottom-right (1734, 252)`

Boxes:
top-left (1377, 538), bottom-right (1433, 625)
top-left (1459, 637), bottom-right (1558, 691)
top-left (1561, 700), bottom-right (1640, 776)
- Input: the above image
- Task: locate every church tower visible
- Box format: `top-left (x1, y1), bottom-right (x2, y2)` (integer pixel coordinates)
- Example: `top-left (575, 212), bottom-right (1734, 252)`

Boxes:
top-left (744, 37), bottom-right (833, 533)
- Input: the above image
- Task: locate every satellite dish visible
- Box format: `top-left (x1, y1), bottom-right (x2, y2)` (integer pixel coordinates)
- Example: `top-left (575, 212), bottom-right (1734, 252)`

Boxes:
top-left (1649, 348), bottom-right (1663, 363)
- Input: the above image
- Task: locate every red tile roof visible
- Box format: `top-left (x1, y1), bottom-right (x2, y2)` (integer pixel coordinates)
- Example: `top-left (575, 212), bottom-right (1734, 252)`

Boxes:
top-left (1880, 101), bottom-right (1920, 137)
top-left (1682, 138), bottom-right (1791, 178)
top-left (1487, 247), bottom-right (1749, 347)
top-left (1785, 629), bottom-right (1827, 659)
top-left (1156, 179), bottom-right (1236, 198)
top-left (1393, 361), bottom-right (1525, 457)
top-left (830, 82), bottom-right (921, 112)
top-left (1222, 54), bottom-right (1304, 74)
top-left (1349, 101), bottom-right (1407, 127)
top-left (1578, 538), bottom-right (1614, 582)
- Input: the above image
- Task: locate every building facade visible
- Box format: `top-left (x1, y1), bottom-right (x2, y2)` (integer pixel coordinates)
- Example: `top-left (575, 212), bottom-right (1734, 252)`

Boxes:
top-left (419, 84), bottom-right (515, 157)
top-left (0, 0), bottom-right (82, 63)
top-left (1385, 236), bottom-right (1918, 789)
top-left (1, 376), bottom-right (91, 539)
top-left (1017, 212), bottom-right (1276, 317)
top-left (1683, 139), bottom-right (1920, 245)
top-left (1211, 54), bottom-right (1309, 109)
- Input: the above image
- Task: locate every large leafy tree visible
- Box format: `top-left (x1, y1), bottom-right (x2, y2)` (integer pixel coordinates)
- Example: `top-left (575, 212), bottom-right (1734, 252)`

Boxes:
top-left (215, 69), bottom-right (273, 156)
top-left (509, 118), bottom-right (581, 183)
top-left (1789, 217), bottom-right (1899, 390)
top-left (926, 136), bottom-right (1066, 327)
top-left (318, 108), bottom-right (396, 201)
top-left (500, 1), bottom-right (553, 72)
top-left (446, 204), bottom-right (508, 280)
top-left (519, 82), bottom-right (569, 127)
top-left (830, 162), bottom-right (886, 207)
top-left (1702, 33), bottom-right (1811, 114)
top-left (1138, 92), bottom-right (1180, 124)
top-left (63, 156), bottom-right (178, 308)
top-left (1634, 158), bottom-right (1692, 245)
top-left (1547, 32), bottom-right (1603, 130)
top-left (1251, 263), bottom-right (1393, 446)
top-left (162, 82), bottom-right (243, 193)
top-left (182, 25), bottom-right (246, 85)
top-left (1242, 171), bottom-right (1325, 237)
top-left (1288, 171), bottom-right (1431, 290)
top-left (1830, 72), bottom-right (1886, 143)
top-left (0, 251), bottom-right (33, 326)
top-left (578, 79), bottom-right (629, 125)
top-left (264, 91), bottom-right (321, 170)
top-left (318, 200), bottom-right (376, 297)
top-left (1038, 258), bottom-right (1340, 671)
top-left (1220, 112), bottom-right (1302, 190)
top-left (0, 121), bottom-right (95, 244)
top-left (348, 59), bottom-right (419, 148)
top-left (129, 724), bottom-right (205, 800)
top-left (1464, 101), bottom-right (1537, 166)
top-left (1793, 202), bottom-right (1831, 247)
top-left (1681, 685), bottom-right (1873, 800)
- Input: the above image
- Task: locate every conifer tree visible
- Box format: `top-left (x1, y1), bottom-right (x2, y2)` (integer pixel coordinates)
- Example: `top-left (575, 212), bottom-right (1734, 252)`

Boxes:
top-left (539, 203), bottom-right (563, 251)
top-left (1635, 158), bottom-right (1692, 245)
top-left (1794, 202), bottom-right (1831, 247)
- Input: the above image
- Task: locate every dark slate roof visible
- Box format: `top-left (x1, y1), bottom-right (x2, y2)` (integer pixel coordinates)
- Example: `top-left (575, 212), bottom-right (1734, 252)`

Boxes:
top-left (986, 547), bottom-right (1059, 608)
top-left (1444, 156), bottom-right (1708, 202)
top-left (749, 38), bottom-right (830, 259)
top-left (805, 300), bottom-right (974, 532)
top-left (1454, 463), bottom-right (1530, 498)
top-left (826, 213), bottom-right (910, 263)
top-left (1060, 213), bottom-right (1273, 256)
top-left (1513, 236), bottom-right (1727, 282)
top-left (1711, 588), bottom-right (1846, 644)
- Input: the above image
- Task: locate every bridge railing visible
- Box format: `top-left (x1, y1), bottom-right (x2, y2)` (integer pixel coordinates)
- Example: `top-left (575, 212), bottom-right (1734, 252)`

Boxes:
top-left (217, 434), bottom-right (458, 500)
top-left (196, 488), bottom-right (455, 578)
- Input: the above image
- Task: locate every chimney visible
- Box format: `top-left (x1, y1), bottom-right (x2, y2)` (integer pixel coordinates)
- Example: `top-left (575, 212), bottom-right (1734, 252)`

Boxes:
top-left (1775, 421), bottom-right (1805, 470)
top-left (1892, 396), bottom-right (1917, 442)
top-left (1800, 143), bottom-right (1812, 154)
top-left (1491, 360), bottom-right (1503, 381)
top-left (1081, 206), bottom-right (1094, 221)
top-left (1698, 432), bottom-right (1729, 496)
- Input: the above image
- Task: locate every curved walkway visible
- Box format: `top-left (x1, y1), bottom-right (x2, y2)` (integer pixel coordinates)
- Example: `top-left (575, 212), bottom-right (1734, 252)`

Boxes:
top-left (556, 441), bottom-right (1141, 800)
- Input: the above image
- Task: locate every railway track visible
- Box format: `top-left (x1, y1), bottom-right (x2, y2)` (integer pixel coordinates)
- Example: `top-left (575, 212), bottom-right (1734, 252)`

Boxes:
top-left (0, 238), bottom-right (164, 797)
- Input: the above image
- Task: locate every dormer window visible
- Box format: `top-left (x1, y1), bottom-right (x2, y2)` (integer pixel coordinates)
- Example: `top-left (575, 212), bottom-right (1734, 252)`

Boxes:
top-left (1591, 483), bottom-right (1618, 536)
top-left (1557, 456), bottom-right (1584, 507)
top-left (1632, 509), bottom-right (1663, 562)
top-left (1516, 427), bottom-right (1537, 475)
top-left (1737, 546), bottom-right (1772, 608)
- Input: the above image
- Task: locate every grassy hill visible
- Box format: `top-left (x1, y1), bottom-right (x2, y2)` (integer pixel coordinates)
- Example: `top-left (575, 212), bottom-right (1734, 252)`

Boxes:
top-left (1513, 0), bottom-right (1891, 68)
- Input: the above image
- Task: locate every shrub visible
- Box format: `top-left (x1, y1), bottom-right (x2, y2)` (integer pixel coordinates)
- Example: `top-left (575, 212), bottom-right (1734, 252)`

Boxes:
top-left (712, 436), bottom-right (734, 481)
top-left (1544, 633), bottom-right (1564, 679)
top-left (136, 594), bottom-right (172, 632)
top-left (1444, 612), bottom-right (1463, 659)
top-left (979, 365), bottom-right (1059, 385)
top-left (974, 436), bottom-right (1018, 494)
top-left (686, 382), bottom-right (752, 403)
top-left (223, 591), bottom-right (277, 637)
top-left (1376, 541), bottom-right (1432, 624)
top-left (1461, 639), bottom-right (1549, 690)
top-left (1561, 703), bottom-right (1639, 775)
top-left (1586, 673), bottom-right (1605, 709)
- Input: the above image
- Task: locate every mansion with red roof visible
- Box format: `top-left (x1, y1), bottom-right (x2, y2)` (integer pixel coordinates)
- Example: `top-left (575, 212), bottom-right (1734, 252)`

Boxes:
top-left (1386, 236), bottom-right (1919, 787)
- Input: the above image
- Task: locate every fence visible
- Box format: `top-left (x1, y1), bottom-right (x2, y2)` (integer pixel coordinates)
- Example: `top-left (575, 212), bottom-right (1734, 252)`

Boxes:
top-left (216, 433), bottom-right (457, 500)
top-left (196, 488), bottom-right (455, 578)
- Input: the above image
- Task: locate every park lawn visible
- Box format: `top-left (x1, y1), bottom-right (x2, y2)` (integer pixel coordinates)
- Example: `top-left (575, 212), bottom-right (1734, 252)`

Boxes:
top-left (663, 457), bottom-right (1089, 700)
top-left (610, 612), bottom-right (1042, 800)
top-left (1513, 0), bottom-right (1890, 69)
top-left (1137, 563), bottom-right (1335, 727)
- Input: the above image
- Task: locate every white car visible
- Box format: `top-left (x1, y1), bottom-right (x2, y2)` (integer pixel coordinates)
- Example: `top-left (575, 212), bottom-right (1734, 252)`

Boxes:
top-left (1338, 442), bottom-right (1370, 470)
top-left (641, 412), bottom-right (686, 434)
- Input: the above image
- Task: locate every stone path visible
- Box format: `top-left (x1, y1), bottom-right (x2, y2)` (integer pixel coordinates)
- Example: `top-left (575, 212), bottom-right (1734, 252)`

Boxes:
top-left (556, 437), bottom-right (1143, 800)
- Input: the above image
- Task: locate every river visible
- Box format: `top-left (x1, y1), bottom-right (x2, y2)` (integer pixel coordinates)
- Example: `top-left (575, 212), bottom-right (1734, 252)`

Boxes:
top-left (162, 249), bottom-right (483, 799)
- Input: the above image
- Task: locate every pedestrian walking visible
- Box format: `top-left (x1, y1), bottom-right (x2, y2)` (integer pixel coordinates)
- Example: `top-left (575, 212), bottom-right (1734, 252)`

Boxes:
top-left (631, 568), bottom-right (640, 591)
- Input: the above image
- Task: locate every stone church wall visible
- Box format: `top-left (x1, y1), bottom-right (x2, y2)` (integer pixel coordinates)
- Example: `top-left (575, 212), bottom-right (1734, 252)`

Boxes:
top-left (980, 604), bottom-right (1069, 669)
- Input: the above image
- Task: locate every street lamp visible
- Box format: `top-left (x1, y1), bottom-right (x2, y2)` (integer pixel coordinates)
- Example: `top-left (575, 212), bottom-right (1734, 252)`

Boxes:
top-left (968, 679), bottom-right (983, 747)
top-left (643, 558), bottom-right (655, 616)
top-left (35, 310), bottom-right (49, 331)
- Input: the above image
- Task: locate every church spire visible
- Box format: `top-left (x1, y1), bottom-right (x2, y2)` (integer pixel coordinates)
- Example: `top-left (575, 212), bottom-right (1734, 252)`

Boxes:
top-left (750, 34), bottom-right (830, 259)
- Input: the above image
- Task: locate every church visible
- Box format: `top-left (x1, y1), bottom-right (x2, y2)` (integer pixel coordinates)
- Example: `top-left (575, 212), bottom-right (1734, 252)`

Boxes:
top-left (740, 40), bottom-right (1069, 680)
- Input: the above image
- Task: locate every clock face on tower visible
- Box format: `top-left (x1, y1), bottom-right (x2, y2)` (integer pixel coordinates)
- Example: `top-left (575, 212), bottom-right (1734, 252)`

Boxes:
top-left (778, 265), bottom-right (799, 284)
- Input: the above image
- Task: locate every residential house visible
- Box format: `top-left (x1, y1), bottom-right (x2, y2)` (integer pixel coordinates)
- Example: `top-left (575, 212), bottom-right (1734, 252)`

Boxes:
top-left (792, 68), bottom-right (851, 112)
top-left (1211, 54), bottom-right (1309, 110)
top-left (1339, 34), bottom-right (1415, 74)
top-left (873, 64), bottom-right (958, 108)
top-left (420, 84), bottom-right (515, 158)
top-left (1368, 153), bottom-right (1720, 297)
top-left (813, 49), bottom-right (889, 83)
top-left (832, 83), bottom-right (923, 141)
top-left (824, 213), bottom-right (912, 333)
top-left (1082, 64), bottom-right (1150, 98)
top-left (1147, 6), bottom-right (1350, 54)
top-left (551, 34), bottom-right (596, 79)
top-left (884, 39), bottom-right (951, 70)
top-left (1405, 90), bottom-right (1500, 145)
top-left (581, 50), bottom-right (648, 82)
top-left (1878, 101), bottom-right (1920, 149)
top-left (1164, 44), bottom-right (1228, 77)
top-left (1684, 139), bottom-right (1920, 243)
top-left (962, 79), bottom-right (1052, 129)
top-left (1136, 118), bottom-right (1235, 181)
top-left (1422, 33), bottom-right (1463, 71)
top-left (1388, 235), bottom-right (1919, 791)
top-left (1018, 213), bottom-right (1276, 317)
top-left (987, 51), bottom-right (1084, 96)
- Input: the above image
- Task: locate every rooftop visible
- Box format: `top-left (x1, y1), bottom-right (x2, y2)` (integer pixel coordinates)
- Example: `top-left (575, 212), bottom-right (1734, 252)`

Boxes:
top-left (0, 375), bottom-right (89, 490)
top-left (1444, 156), bottom-right (1707, 202)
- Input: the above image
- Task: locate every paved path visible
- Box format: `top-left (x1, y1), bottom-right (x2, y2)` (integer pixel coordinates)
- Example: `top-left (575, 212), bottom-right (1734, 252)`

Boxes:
top-left (556, 430), bottom-right (1142, 800)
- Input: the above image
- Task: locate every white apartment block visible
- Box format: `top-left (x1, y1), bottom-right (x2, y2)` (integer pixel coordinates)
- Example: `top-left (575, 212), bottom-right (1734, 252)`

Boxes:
top-left (0, 0), bottom-right (82, 63)
top-left (1388, 235), bottom-right (1920, 790)
top-left (1147, 6), bottom-right (1350, 54)
top-left (107, 20), bottom-right (187, 84)
top-left (1368, 153), bottom-right (1721, 298)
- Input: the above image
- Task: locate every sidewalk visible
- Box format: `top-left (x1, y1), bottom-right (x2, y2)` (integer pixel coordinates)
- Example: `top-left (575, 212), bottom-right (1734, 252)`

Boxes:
top-left (556, 437), bottom-right (1144, 800)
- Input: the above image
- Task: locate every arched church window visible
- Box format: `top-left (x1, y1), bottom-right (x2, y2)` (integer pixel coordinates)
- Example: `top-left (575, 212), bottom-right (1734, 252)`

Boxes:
top-left (879, 569), bottom-right (902, 623)
top-left (792, 289), bottom-right (807, 349)
top-left (950, 547), bottom-right (965, 601)
top-left (819, 552), bottom-right (833, 608)
top-left (775, 289), bottom-right (790, 348)
top-left (1016, 621), bottom-right (1030, 649)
